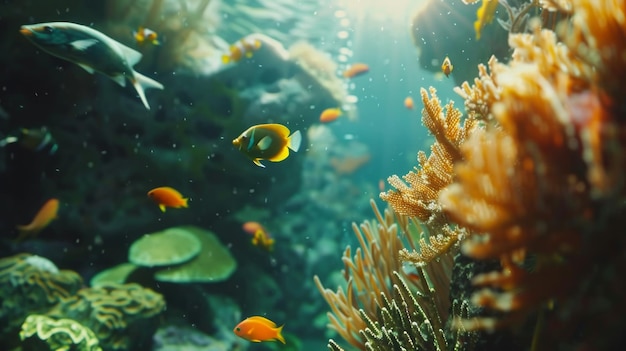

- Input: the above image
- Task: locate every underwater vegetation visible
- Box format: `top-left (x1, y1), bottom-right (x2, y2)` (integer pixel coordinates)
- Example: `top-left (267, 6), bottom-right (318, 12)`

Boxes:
top-left (317, 0), bottom-right (626, 350)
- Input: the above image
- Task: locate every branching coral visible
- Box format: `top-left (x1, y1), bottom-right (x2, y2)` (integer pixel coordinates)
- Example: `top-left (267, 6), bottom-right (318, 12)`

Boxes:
top-left (315, 200), bottom-right (472, 351)
top-left (381, 88), bottom-right (475, 264)
top-left (440, 2), bottom-right (626, 336)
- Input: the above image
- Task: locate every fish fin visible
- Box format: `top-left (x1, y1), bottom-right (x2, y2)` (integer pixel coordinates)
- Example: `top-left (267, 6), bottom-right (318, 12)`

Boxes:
top-left (269, 146), bottom-right (289, 162)
top-left (287, 130), bottom-right (302, 152)
top-left (159, 204), bottom-right (166, 212)
top-left (256, 136), bottom-right (273, 151)
top-left (276, 325), bottom-right (286, 344)
top-left (130, 71), bottom-right (164, 110)
top-left (77, 63), bottom-right (96, 74)
top-left (182, 198), bottom-right (189, 208)
top-left (222, 55), bottom-right (231, 64)
top-left (245, 51), bottom-right (253, 58)
top-left (252, 159), bottom-right (266, 168)
top-left (111, 74), bottom-right (126, 87)
top-left (118, 42), bottom-right (143, 66)
top-left (70, 39), bottom-right (99, 51)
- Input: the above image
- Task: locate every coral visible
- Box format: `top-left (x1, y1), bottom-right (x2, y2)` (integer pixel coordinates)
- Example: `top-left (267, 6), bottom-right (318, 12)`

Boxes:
top-left (440, 2), bottom-right (626, 337)
top-left (128, 227), bottom-right (202, 267)
top-left (376, 0), bottom-right (626, 348)
top-left (0, 253), bottom-right (83, 341)
top-left (47, 283), bottom-right (165, 351)
top-left (153, 226), bottom-right (237, 283)
top-left (20, 314), bottom-right (102, 351)
top-left (380, 88), bottom-right (475, 264)
top-left (315, 200), bottom-right (473, 351)
top-left (90, 263), bottom-right (139, 287)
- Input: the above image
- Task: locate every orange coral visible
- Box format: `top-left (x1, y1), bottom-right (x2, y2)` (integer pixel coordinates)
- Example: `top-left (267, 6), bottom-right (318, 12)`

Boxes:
top-left (437, 2), bottom-right (626, 342)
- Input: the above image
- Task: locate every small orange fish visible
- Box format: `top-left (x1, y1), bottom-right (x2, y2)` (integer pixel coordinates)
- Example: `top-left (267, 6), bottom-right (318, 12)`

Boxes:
top-left (441, 56), bottom-right (453, 78)
top-left (342, 63), bottom-right (369, 78)
top-left (242, 221), bottom-right (264, 235)
top-left (133, 26), bottom-right (160, 46)
top-left (404, 96), bottom-right (414, 110)
top-left (147, 187), bottom-right (188, 212)
top-left (16, 198), bottom-right (60, 240)
top-left (319, 108), bottom-right (342, 123)
top-left (234, 316), bottom-right (285, 344)
top-left (222, 35), bottom-right (262, 64)
top-left (242, 222), bottom-right (275, 251)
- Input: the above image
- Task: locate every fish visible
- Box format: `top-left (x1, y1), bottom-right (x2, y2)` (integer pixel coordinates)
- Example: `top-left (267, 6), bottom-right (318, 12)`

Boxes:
top-left (0, 126), bottom-right (58, 155)
top-left (133, 26), bottom-right (160, 46)
top-left (233, 316), bottom-right (285, 344)
top-left (242, 222), bottom-right (275, 251)
top-left (232, 123), bottom-right (302, 168)
top-left (20, 22), bottom-right (164, 110)
top-left (319, 107), bottom-right (342, 123)
top-left (16, 198), bottom-right (60, 240)
top-left (222, 35), bottom-right (262, 64)
top-left (342, 63), bottom-right (369, 78)
top-left (441, 56), bottom-right (453, 78)
top-left (147, 186), bottom-right (188, 212)
top-left (404, 96), bottom-right (414, 110)
top-left (251, 229), bottom-right (275, 251)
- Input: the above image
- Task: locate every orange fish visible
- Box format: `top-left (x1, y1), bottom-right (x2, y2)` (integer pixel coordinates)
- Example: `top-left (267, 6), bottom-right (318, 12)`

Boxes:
top-left (234, 316), bottom-right (285, 344)
top-left (147, 186), bottom-right (188, 212)
top-left (16, 198), bottom-right (59, 240)
top-left (133, 26), bottom-right (160, 46)
top-left (222, 35), bottom-right (262, 64)
top-left (404, 96), bottom-right (414, 110)
top-left (242, 221), bottom-right (264, 235)
top-left (441, 56), bottom-right (453, 78)
top-left (242, 222), bottom-right (275, 251)
top-left (342, 63), bottom-right (369, 78)
top-left (319, 108), bottom-right (342, 123)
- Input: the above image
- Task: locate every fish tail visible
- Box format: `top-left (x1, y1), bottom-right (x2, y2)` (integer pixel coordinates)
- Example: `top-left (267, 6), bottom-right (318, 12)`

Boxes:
top-left (131, 72), bottom-right (164, 110)
top-left (276, 325), bottom-right (285, 344)
top-left (182, 198), bottom-right (189, 208)
top-left (287, 130), bottom-right (302, 152)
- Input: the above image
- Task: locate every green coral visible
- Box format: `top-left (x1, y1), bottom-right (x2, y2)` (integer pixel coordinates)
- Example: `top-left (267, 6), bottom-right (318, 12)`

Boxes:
top-left (129, 227), bottom-right (202, 267)
top-left (20, 314), bottom-right (101, 351)
top-left (0, 253), bottom-right (83, 340)
top-left (47, 283), bottom-right (165, 351)
top-left (153, 226), bottom-right (237, 283)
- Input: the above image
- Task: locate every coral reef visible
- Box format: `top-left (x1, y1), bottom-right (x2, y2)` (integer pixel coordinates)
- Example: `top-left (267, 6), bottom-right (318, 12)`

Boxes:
top-left (20, 314), bottom-right (102, 351)
top-left (47, 283), bottom-right (165, 351)
top-left (0, 253), bottom-right (83, 343)
top-left (315, 200), bottom-right (474, 351)
top-left (322, 1), bottom-right (626, 349)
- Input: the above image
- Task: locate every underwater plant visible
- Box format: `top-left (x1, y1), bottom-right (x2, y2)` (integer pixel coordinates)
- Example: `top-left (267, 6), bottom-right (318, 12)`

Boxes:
top-left (319, 0), bottom-right (626, 349)
top-left (315, 200), bottom-right (475, 351)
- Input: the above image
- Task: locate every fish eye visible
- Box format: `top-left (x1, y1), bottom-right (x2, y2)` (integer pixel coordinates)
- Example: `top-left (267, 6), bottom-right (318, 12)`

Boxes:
top-left (235, 327), bottom-right (240, 332)
top-left (43, 26), bottom-right (54, 34)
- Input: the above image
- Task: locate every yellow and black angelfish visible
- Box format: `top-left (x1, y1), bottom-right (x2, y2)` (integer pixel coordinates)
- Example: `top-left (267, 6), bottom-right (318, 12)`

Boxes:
top-left (233, 123), bottom-right (302, 167)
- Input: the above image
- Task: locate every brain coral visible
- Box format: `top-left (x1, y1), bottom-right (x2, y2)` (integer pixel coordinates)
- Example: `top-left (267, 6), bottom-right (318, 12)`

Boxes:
top-left (0, 253), bottom-right (83, 341)
top-left (20, 314), bottom-right (102, 351)
top-left (47, 283), bottom-right (165, 351)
